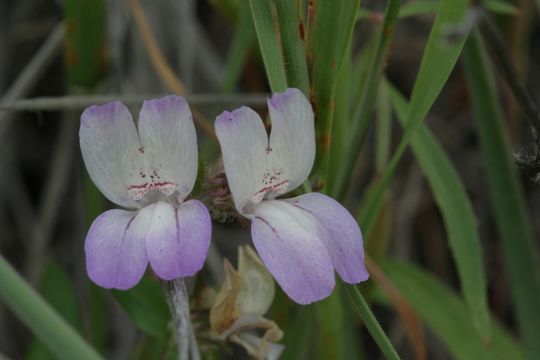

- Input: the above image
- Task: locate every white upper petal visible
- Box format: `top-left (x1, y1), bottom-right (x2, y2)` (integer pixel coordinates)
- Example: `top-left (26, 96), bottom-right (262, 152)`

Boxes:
top-left (80, 101), bottom-right (142, 208)
top-left (215, 88), bottom-right (315, 216)
top-left (215, 107), bottom-right (269, 214)
top-left (138, 96), bottom-right (198, 202)
top-left (268, 88), bottom-right (315, 191)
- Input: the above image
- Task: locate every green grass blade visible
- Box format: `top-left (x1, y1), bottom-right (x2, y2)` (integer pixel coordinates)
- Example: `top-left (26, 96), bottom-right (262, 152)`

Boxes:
top-left (399, 0), bottom-right (516, 17)
top-left (389, 82), bottom-right (490, 340)
top-left (249, 0), bottom-right (288, 92)
top-left (398, 1), bottom-right (439, 17)
top-left (358, 0), bottom-right (515, 19)
top-left (344, 284), bottom-right (401, 360)
top-left (327, 47), bottom-right (352, 194)
top-left (358, 0), bottom-right (469, 236)
top-left (306, 2), bottom-right (361, 358)
top-left (222, 5), bottom-right (255, 92)
top-left (379, 259), bottom-right (524, 360)
top-left (27, 263), bottom-right (82, 360)
top-left (331, 0), bottom-right (401, 200)
top-left (375, 81), bottom-right (392, 171)
top-left (308, 0), bottom-right (360, 189)
top-left (0, 255), bottom-right (102, 360)
top-left (463, 31), bottom-right (540, 358)
top-left (275, 0), bottom-right (310, 94)
top-left (483, 0), bottom-right (518, 15)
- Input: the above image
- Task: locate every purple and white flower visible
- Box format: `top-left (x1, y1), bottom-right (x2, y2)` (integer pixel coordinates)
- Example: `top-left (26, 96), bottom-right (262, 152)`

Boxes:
top-left (80, 96), bottom-right (211, 290)
top-left (215, 88), bottom-right (369, 304)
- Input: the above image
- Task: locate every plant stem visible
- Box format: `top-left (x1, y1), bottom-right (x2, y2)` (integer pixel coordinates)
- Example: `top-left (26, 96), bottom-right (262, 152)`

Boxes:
top-left (164, 278), bottom-right (199, 360)
top-left (344, 284), bottom-right (401, 360)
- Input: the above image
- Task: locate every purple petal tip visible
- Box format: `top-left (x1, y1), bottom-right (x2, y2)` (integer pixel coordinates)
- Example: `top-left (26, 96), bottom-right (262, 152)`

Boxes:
top-left (143, 95), bottom-right (187, 109)
top-left (215, 106), bottom-right (251, 124)
top-left (81, 101), bottom-right (126, 126)
top-left (268, 88), bottom-right (301, 109)
top-left (141, 95), bottom-right (189, 118)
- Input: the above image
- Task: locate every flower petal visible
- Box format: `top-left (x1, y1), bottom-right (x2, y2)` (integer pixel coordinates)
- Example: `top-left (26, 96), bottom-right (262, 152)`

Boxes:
top-left (251, 200), bottom-right (334, 304)
top-left (80, 102), bottom-right (142, 208)
top-left (145, 200), bottom-right (211, 280)
top-left (138, 96), bottom-right (198, 201)
top-left (215, 107), bottom-right (268, 214)
top-left (268, 88), bottom-right (315, 191)
top-left (287, 193), bottom-right (369, 283)
top-left (85, 209), bottom-right (149, 290)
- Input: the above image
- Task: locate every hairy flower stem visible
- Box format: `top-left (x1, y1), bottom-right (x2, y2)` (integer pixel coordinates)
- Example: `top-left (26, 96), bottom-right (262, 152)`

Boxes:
top-left (164, 278), bottom-right (200, 360)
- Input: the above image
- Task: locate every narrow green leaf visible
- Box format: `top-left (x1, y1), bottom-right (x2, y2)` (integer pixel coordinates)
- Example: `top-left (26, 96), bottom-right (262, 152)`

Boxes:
top-left (113, 276), bottom-right (170, 338)
top-left (405, 0), bottom-right (515, 17)
top-left (332, 0), bottom-right (401, 200)
top-left (275, 0), bottom-right (310, 94)
top-left (379, 259), bottom-right (524, 360)
top-left (375, 81), bottom-right (392, 171)
top-left (358, 0), bottom-right (516, 19)
top-left (398, 1), bottom-right (439, 17)
top-left (358, 0), bottom-right (469, 236)
top-left (482, 0), bottom-right (518, 15)
top-left (389, 81), bottom-right (490, 339)
top-left (306, 3), bottom-right (361, 357)
top-left (344, 284), bottom-right (401, 360)
top-left (249, 0), bottom-right (288, 92)
top-left (309, 0), bottom-right (360, 188)
top-left (27, 263), bottom-right (82, 360)
top-left (0, 255), bottom-right (102, 360)
top-left (463, 31), bottom-right (540, 358)
top-left (222, 4), bottom-right (255, 92)
top-left (327, 47), bottom-right (352, 193)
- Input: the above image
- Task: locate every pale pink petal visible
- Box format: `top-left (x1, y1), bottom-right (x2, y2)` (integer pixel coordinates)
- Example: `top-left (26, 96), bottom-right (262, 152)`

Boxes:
top-left (268, 88), bottom-right (315, 192)
top-left (287, 193), bottom-right (369, 283)
top-left (138, 96), bottom-right (198, 201)
top-left (145, 200), bottom-right (211, 280)
top-left (85, 209), bottom-right (149, 290)
top-left (251, 200), bottom-right (334, 304)
top-left (215, 107), bottom-right (268, 214)
top-left (80, 102), bottom-right (142, 208)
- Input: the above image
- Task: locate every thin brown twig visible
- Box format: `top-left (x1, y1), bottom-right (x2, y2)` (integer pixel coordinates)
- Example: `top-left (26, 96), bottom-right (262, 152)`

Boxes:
top-left (0, 93), bottom-right (269, 112)
top-left (129, 0), bottom-right (185, 95)
top-left (129, 0), bottom-right (215, 138)
top-left (366, 255), bottom-right (427, 360)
